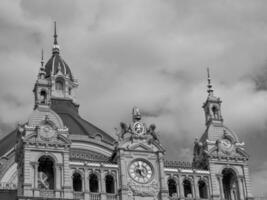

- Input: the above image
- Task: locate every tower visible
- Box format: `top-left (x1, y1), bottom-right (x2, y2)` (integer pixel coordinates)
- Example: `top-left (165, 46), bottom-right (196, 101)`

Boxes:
top-left (193, 69), bottom-right (253, 200)
top-left (16, 23), bottom-right (74, 200)
top-left (113, 107), bottom-right (168, 200)
top-left (33, 22), bottom-right (78, 110)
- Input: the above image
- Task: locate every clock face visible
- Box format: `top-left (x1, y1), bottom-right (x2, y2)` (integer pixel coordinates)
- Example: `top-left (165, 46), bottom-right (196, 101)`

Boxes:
top-left (39, 125), bottom-right (55, 139)
top-left (221, 139), bottom-right (232, 149)
top-left (132, 122), bottom-right (146, 136)
top-left (129, 160), bottom-right (153, 183)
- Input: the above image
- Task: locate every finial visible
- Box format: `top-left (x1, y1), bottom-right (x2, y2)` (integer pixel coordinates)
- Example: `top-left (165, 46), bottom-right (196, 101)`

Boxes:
top-left (54, 21), bottom-right (58, 45)
top-left (41, 48), bottom-right (44, 67)
top-left (207, 67), bottom-right (213, 96)
top-left (132, 106), bottom-right (141, 121)
top-left (52, 21), bottom-right (60, 54)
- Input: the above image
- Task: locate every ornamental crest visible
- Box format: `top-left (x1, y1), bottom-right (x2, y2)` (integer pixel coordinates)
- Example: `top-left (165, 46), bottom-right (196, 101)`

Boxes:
top-left (127, 179), bottom-right (159, 200)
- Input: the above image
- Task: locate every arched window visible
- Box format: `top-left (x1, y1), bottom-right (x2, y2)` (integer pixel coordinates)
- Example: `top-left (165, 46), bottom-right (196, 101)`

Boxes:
top-left (89, 174), bottom-right (99, 193)
top-left (55, 79), bottom-right (64, 91)
top-left (38, 156), bottom-right (54, 190)
top-left (199, 180), bottom-right (208, 198)
top-left (40, 90), bottom-right (47, 104)
top-left (73, 172), bottom-right (82, 192)
top-left (222, 168), bottom-right (239, 200)
top-left (168, 178), bottom-right (177, 197)
top-left (105, 175), bottom-right (115, 194)
top-left (212, 106), bottom-right (219, 119)
top-left (183, 179), bottom-right (192, 198)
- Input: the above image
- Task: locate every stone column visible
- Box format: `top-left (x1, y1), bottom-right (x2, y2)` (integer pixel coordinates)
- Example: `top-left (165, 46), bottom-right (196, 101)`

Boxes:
top-left (84, 169), bottom-right (89, 200)
top-left (216, 174), bottom-right (224, 199)
top-left (179, 175), bottom-right (184, 199)
top-left (55, 164), bottom-right (61, 190)
top-left (194, 176), bottom-right (200, 199)
top-left (158, 152), bottom-right (169, 200)
top-left (238, 176), bottom-right (244, 200)
top-left (34, 162), bottom-right (38, 189)
top-left (62, 152), bottom-right (73, 199)
top-left (100, 169), bottom-right (107, 200)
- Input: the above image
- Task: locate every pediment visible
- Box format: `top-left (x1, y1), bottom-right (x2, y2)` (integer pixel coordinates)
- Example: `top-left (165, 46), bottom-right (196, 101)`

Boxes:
top-left (129, 143), bottom-right (153, 151)
top-left (208, 146), bottom-right (248, 160)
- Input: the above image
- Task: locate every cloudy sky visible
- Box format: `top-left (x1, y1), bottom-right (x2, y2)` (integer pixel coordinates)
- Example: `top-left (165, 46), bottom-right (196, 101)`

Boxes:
top-left (0, 0), bottom-right (267, 195)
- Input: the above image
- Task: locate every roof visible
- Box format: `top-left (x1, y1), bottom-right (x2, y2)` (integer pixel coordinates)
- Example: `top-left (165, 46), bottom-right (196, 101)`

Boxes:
top-left (44, 53), bottom-right (73, 81)
top-left (0, 99), bottom-right (115, 158)
top-left (0, 130), bottom-right (16, 158)
top-left (50, 99), bottom-right (115, 144)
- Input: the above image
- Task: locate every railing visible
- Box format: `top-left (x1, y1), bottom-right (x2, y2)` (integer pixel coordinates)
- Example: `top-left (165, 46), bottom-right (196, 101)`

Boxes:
top-left (107, 193), bottom-right (117, 200)
top-left (39, 189), bottom-right (55, 198)
top-left (90, 193), bottom-right (101, 200)
top-left (74, 192), bottom-right (84, 199)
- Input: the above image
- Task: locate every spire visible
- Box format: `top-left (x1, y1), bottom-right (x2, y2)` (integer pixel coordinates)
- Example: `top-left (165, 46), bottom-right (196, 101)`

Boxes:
top-left (207, 67), bottom-right (213, 96)
top-left (41, 48), bottom-right (44, 67)
top-left (38, 49), bottom-right (46, 79)
top-left (54, 21), bottom-right (58, 45)
top-left (203, 68), bottom-right (223, 125)
top-left (52, 21), bottom-right (60, 54)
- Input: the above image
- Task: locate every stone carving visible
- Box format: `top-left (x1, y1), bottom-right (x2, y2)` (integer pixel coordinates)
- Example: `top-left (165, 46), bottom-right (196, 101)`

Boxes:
top-left (127, 179), bottom-right (159, 200)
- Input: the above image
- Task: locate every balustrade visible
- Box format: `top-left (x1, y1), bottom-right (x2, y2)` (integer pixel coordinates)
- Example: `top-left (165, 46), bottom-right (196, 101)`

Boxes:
top-left (39, 189), bottom-right (55, 198)
top-left (106, 193), bottom-right (117, 200)
top-left (90, 192), bottom-right (101, 200)
top-left (74, 191), bottom-right (84, 199)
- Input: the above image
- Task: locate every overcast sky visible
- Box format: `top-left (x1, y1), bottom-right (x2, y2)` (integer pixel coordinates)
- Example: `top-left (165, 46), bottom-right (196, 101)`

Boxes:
top-left (0, 0), bottom-right (267, 195)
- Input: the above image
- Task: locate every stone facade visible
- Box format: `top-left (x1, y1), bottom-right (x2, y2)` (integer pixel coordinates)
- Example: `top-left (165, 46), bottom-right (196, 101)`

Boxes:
top-left (0, 25), bottom-right (253, 200)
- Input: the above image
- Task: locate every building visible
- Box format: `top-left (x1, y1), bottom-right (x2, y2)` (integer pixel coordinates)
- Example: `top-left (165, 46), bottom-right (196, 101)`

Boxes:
top-left (0, 24), bottom-right (254, 200)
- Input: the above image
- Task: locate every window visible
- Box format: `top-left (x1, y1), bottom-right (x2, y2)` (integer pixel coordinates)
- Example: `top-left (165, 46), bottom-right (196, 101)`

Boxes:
top-left (212, 106), bottom-right (219, 119)
top-left (40, 90), bottom-right (47, 104)
top-left (55, 79), bottom-right (64, 91)
top-left (199, 180), bottom-right (208, 198)
top-left (168, 178), bottom-right (177, 197)
top-left (183, 179), bottom-right (192, 198)
top-left (89, 174), bottom-right (99, 193)
top-left (38, 156), bottom-right (54, 190)
top-left (105, 175), bottom-right (115, 194)
top-left (73, 172), bottom-right (82, 192)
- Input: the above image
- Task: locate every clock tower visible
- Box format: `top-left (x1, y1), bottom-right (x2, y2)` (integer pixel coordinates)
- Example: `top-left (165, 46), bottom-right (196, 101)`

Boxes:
top-left (193, 69), bottom-right (253, 200)
top-left (113, 107), bottom-right (168, 200)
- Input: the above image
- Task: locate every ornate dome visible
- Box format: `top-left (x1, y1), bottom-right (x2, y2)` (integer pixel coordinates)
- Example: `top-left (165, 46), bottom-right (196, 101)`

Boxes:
top-left (44, 53), bottom-right (73, 81)
top-left (44, 21), bottom-right (73, 81)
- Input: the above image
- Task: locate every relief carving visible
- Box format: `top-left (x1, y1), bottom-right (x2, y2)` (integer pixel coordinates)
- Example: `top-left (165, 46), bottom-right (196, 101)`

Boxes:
top-left (127, 179), bottom-right (159, 200)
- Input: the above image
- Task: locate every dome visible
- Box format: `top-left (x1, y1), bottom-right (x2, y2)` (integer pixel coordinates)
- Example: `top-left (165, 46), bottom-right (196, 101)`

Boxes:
top-left (44, 53), bottom-right (73, 81)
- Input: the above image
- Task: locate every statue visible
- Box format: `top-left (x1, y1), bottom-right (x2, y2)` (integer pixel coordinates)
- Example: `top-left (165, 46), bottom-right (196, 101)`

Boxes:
top-left (147, 124), bottom-right (159, 144)
top-left (115, 122), bottom-right (130, 141)
top-left (132, 106), bottom-right (141, 122)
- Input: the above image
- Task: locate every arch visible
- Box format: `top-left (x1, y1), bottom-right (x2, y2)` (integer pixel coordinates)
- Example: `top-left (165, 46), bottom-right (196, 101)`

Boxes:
top-left (38, 156), bottom-right (55, 190)
top-left (40, 90), bottom-right (47, 104)
top-left (36, 153), bottom-right (59, 164)
top-left (198, 180), bottom-right (208, 198)
top-left (183, 179), bottom-right (192, 198)
top-left (73, 172), bottom-right (82, 192)
top-left (89, 173), bottom-right (99, 193)
top-left (222, 168), bottom-right (240, 200)
top-left (211, 105), bottom-right (219, 119)
top-left (105, 174), bottom-right (115, 194)
top-left (168, 178), bottom-right (177, 197)
top-left (55, 78), bottom-right (64, 91)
